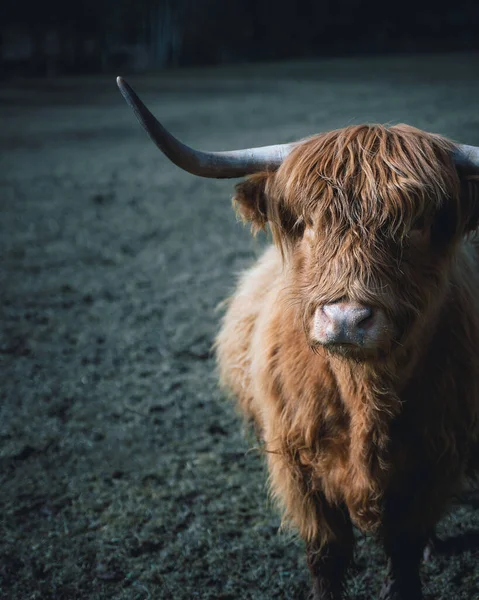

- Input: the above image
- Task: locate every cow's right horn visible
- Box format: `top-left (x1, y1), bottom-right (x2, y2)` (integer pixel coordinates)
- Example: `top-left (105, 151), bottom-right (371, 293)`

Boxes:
top-left (117, 77), bottom-right (295, 179)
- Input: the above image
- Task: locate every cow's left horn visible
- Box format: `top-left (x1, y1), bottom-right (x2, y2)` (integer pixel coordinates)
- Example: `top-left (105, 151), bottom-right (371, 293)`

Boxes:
top-left (117, 77), bottom-right (294, 179)
top-left (454, 144), bottom-right (479, 173)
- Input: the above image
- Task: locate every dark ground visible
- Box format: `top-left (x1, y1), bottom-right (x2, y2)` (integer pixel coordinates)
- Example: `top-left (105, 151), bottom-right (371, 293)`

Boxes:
top-left (1, 54), bottom-right (479, 600)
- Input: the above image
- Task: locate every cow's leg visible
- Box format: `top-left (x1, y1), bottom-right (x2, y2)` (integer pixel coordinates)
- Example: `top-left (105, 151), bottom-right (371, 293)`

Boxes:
top-left (379, 531), bottom-right (428, 600)
top-left (306, 509), bottom-right (354, 600)
top-left (304, 500), bottom-right (354, 600)
top-left (266, 449), bottom-right (353, 599)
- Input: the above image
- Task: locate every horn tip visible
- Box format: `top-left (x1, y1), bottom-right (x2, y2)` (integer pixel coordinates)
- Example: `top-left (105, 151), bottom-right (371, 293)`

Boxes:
top-left (117, 76), bottom-right (132, 101)
top-left (117, 76), bottom-right (130, 94)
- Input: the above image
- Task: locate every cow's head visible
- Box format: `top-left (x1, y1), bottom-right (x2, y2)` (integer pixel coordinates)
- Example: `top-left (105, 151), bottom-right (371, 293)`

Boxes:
top-left (117, 78), bottom-right (479, 362)
top-left (234, 125), bottom-right (479, 361)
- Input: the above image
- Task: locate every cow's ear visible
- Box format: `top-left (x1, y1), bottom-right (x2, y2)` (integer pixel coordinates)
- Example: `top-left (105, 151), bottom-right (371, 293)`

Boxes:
top-left (461, 176), bottom-right (479, 233)
top-left (233, 172), bottom-right (273, 235)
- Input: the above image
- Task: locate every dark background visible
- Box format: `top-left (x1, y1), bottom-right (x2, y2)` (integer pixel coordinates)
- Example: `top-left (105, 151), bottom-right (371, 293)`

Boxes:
top-left (1, 0), bottom-right (479, 76)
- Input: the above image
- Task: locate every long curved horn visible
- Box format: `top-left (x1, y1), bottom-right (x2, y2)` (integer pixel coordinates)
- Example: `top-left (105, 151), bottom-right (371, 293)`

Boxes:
top-left (117, 77), bottom-right (294, 179)
top-left (453, 144), bottom-right (479, 173)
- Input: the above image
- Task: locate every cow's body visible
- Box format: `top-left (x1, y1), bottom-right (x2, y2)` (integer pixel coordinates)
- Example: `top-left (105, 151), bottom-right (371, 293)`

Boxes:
top-left (217, 241), bottom-right (479, 540)
top-left (214, 126), bottom-right (479, 599)
top-left (117, 80), bottom-right (479, 599)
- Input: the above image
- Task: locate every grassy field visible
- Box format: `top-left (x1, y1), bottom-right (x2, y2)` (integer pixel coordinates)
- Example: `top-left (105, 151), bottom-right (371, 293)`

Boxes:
top-left (1, 54), bottom-right (478, 599)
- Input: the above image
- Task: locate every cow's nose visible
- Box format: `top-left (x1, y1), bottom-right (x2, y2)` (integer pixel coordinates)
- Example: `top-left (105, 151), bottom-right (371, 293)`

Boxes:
top-left (314, 302), bottom-right (375, 345)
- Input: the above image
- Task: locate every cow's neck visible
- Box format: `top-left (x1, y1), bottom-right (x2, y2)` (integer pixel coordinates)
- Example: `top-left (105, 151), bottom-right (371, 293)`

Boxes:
top-left (326, 356), bottom-right (402, 529)
top-left (328, 352), bottom-right (404, 407)
top-left (329, 357), bottom-right (402, 454)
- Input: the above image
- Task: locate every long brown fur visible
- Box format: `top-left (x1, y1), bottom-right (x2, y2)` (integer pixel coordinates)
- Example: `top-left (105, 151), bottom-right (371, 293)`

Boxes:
top-left (216, 124), bottom-right (479, 565)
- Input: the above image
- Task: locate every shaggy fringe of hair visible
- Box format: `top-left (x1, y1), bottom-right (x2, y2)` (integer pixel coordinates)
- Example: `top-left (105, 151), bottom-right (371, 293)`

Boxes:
top-left (234, 123), bottom-right (479, 252)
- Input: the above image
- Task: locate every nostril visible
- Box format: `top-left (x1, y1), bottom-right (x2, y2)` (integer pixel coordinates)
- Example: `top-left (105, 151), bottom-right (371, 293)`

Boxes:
top-left (354, 306), bottom-right (374, 328)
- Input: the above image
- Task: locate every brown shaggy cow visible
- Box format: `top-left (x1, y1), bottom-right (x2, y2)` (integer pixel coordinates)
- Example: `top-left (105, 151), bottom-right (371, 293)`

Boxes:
top-left (117, 78), bottom-right (479, 600)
